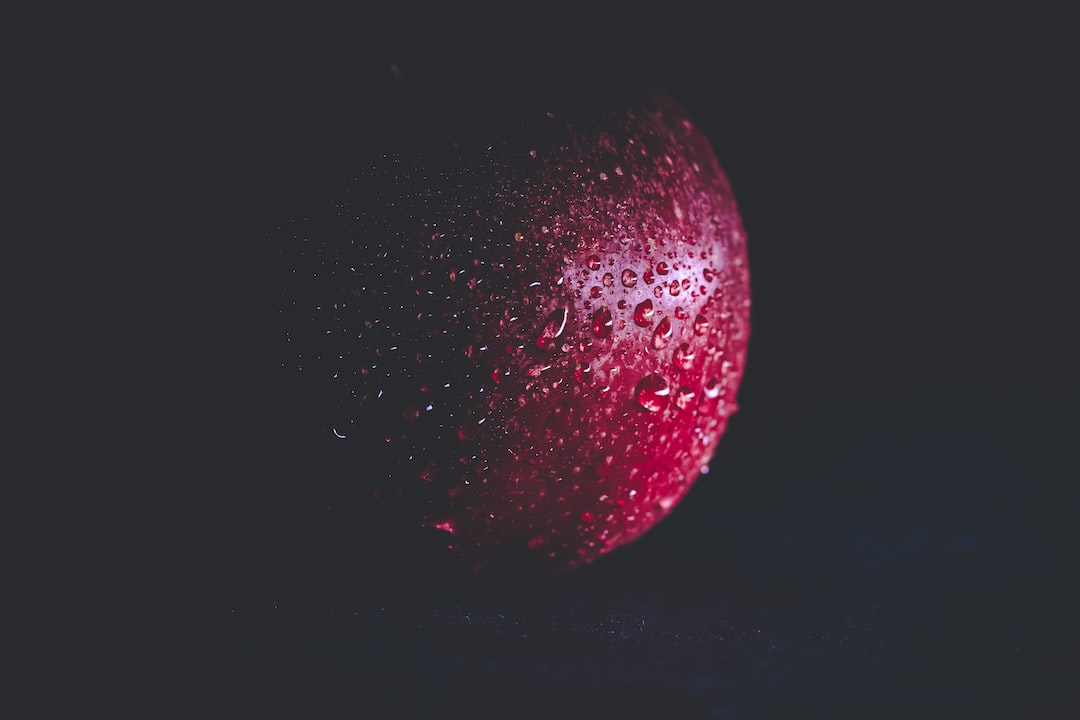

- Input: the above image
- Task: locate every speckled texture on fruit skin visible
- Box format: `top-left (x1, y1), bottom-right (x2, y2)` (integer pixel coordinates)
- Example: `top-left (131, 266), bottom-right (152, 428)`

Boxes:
top-left (273, 86), bottom-right (750, 577)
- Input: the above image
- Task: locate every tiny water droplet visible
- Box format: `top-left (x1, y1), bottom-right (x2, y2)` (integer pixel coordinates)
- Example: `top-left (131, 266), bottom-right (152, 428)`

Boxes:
top-left (643, 267), bottom-right (655, 284)
top-left (592, 306), bottom-right (613, 338)
top-left (675, 386), bottom-right (695, 409)
top-left (704, 377), bottom-right (721, 398)
top-left (669, 280), bottom-right (681, 297)
top-left (537, 307), bottom-right (568, 350)
top-left (574, 361), bottom-right (591, 384)
top-left (589, 285), bottom-right (602, 298)
top-left (694, 314), bottom-right (710, 335)
top-left (675, 306), bottom-right (688, 320)
top-left (602, 272), bottom-right (614, 287)
top-left (526, 363), bottom-right (551, 377)
top-left (673, 343), bottom-right (694, 370)
top-left (635, 374), bottom-right (670, 412)
top-left (634, 299), bottom-right (654, 326)
top-left (653, 285), bottom-right (664, 299)
top-left (651, 316), bottom-right (673, 349)
top-left (621, 269), bottom-right (638, 288)
top-left (586, 255), bottom-right (601, 270)
top-left (617, 299), bottom-right (628, 310)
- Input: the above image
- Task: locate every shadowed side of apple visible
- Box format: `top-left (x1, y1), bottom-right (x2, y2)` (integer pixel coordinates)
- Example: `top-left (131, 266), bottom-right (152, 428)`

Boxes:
top-left (263, 77), bottom-right (750, 581)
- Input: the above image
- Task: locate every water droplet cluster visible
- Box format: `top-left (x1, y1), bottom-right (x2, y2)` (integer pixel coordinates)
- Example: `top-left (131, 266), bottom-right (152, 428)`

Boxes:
top-left (270, 86), bottom-right (750, 576)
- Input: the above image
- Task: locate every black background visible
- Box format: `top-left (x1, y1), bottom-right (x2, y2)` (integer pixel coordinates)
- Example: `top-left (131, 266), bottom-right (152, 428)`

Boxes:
top-left (130, 7), bottom-right (1079, 717)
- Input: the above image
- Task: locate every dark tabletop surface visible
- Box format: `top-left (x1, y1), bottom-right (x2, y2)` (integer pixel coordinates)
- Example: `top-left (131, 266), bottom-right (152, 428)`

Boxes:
top-left (123, 7), bottom-right (1080, 717)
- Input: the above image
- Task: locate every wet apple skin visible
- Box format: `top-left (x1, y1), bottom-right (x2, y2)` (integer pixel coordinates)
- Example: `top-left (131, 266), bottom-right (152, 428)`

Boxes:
top-left (273, 85), bottom-right (750, 577)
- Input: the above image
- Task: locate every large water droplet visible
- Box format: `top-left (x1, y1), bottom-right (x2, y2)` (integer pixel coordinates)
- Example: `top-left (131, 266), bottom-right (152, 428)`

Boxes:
top-left (635, 374), bottom-right (669, 412)
top-left (633, 299), bottom-right (654, 326)
top-left (651, 316), bottom-right (673, 349)
top-left (537, 307), bottom-right (568, 350)
top-left (592, 306), bottom-right (613, 338)
top-left (673, 342), bottom-right (694, 370)
top-left (621, 269), bottom-right (638, 288)
top-left (693, 314), bottom-right (710, 336)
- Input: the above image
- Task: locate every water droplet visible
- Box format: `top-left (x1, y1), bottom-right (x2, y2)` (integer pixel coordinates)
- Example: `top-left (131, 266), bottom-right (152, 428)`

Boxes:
top-left (592, 307), bottom-right (613, 338)
top-left (617, 299), bottom-right (628, 310)
top-left (574, 361), bottom-right (591, 384)
top-left (656, 261), bottom-right (669, 275)
top-left (526, 363), bottom-right (551, 377)
top-left (537, 307), bottom-right (568, 350)
top-left (653, 286), bottom-right (664, 299)
top-left (675, 386), bottom-right (695, 409)
top-left (621, 269), bottom-right (638, 288)
top-left (704, 377), bottom-right (721, 398)
top-left (651, 316), bottom-right (673, 350)
top-left (702, 268), bottom-right (714, 282)
top-left (433, 520), bottom-right (456, 535)
top-left (643, 267), bottom-right (655, 284)
top-left (635, 374), bottom-right (670, 412)
top-left (693, 314), bottom-right (710, 336)
top-left (673, 343), bottom-right (694, 370)
top-left (633, 299), bottom-right (654, 326)
top-left (586, 255), bottom-right (601, 270)
top-left (602, 272), bottom-right (614, 287)
top-left (675, 306), bottom-right (688, 320)
top-left (514, 231), bottom-right (524, 242)
top-left (589, 285), bottom-right (602, 298)
top-left (669, 280), bottom-right (681, 297)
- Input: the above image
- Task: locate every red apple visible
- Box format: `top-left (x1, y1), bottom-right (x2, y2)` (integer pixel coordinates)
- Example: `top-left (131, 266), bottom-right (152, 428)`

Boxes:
top-left (269, 76), bottom-right (750, 579)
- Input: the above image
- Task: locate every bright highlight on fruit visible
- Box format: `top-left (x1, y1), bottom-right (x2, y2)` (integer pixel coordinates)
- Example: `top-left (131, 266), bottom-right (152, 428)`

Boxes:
top-left (272, 80), bottom-right (750, 577)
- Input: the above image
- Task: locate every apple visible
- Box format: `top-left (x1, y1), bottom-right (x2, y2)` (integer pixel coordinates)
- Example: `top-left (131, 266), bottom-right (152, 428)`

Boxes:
top-left (267, 72), bottom-right (750, 579)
